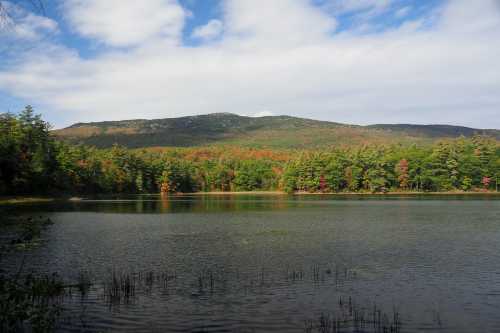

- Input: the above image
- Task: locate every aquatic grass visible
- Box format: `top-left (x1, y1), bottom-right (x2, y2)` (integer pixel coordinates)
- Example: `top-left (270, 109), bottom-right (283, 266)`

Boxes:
top-left (73, 270), bottom-right (92, 296)
top-left (103, 271), bottom-right (137, 304)
top-left (1, 256), bottom-right (405, 332)
top-left (304, 297), bottom-right (401, 333)
top-left (101, 269), bottom-right (179, 304)
top-left (1, 216), bottom-right (54, 252)
top-left (195, 268), bottom-right (228, 295)
top-left (286, 268), bottom-right (304, 282)
top-left (158, 270), bottom-right (177, 295)
top-left (285, 264), bottom-right (356, 286)
top-left (26, 273), bottom-right (65, 300)
top-left (139, 270), bottom-right (177, 294)
top-left (0, 272), bottom-right (65, 332)
top-left (312, 264), bottom-right (321, 283)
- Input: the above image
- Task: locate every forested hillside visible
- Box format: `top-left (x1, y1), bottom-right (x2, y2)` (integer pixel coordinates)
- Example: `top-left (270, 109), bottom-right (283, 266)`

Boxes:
top-left (53, 113), bottom-right (500, 149)
top-left (1, 107), bottom-right (499, 195)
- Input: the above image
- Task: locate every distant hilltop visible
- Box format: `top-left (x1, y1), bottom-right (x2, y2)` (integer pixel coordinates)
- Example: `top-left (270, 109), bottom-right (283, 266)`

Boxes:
top-left (52, 113), bottom-right (500, 149)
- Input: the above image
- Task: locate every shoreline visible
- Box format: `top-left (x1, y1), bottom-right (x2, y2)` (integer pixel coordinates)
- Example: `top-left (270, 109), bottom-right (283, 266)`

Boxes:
top-left (184, 191), bottom-right (287, 195)
top-left (186, 191), bottom-right (500, 196)
top-left (2, 191), bottom-right (499, 204)
top-left (292, 191), bottom-right (500, 196)
top-left (0, 197), bottom-right (56, 205)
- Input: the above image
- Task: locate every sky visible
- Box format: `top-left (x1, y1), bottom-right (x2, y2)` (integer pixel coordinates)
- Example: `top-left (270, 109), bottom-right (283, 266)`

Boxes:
top-left (0, 0), bottom-right (499, 129)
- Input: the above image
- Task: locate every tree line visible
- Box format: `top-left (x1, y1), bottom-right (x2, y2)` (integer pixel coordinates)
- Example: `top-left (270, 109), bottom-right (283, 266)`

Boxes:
top-left (1, 107), bottom-right (499, 196)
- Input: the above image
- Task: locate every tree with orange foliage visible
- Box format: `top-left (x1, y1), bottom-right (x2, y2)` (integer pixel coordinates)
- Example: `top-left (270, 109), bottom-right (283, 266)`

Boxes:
top-left (395, 159), bottom-right (409, 190)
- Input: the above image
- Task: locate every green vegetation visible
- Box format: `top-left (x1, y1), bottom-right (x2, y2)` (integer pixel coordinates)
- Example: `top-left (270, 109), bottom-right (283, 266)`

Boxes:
top-left (0, 215), bottom-right (63, 332)
top-left (0, 197), bottom-right (54, 205)
top-left (0, 272), bottom-right (64, 332)
top-left (1, 107), bottom-right (499, 195)
top-left (53, 112), bottom-right (500, 149)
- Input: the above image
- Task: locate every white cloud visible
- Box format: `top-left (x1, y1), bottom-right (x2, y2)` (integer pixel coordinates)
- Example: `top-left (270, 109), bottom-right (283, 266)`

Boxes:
top-left (323, 0), bottom-right (393, 16)
top-left (223, 0), bottom-right (337, 47)
top-left (440, 0), bottom-right (500, 34)
top-left (192, 19), bottom-right (223, 41)
top-left (63, 0), bottom-right (186, 47)
top-left (0, 0), bottom-right (500, 129)
top-left (318, 0), bottom-right (396, 34)
top-left (395, 6), bottom-right (411, 19)
top-left (12, 13), bottom-right (57, 40)
top-left (252, 110), bottom-right (275, 117)
top-left (0, 1), bottom-right (58, 41)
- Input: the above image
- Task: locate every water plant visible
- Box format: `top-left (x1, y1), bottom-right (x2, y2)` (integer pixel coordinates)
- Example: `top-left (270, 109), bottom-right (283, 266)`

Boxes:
top-left (103, 271), bottom-right (137, 304)
top-left (304, 297), bottom-right (401, 333)
top-left (0, 272), bottom-right (64, 332)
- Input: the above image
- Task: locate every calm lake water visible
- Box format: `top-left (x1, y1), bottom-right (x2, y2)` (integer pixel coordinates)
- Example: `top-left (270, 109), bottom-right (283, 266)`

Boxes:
top-left (2, 194), bottom-right (500, 332)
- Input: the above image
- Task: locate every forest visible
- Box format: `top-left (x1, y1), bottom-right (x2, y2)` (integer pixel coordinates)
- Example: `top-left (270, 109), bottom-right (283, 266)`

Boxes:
top-left (1, 106), bottom-right (499, 196)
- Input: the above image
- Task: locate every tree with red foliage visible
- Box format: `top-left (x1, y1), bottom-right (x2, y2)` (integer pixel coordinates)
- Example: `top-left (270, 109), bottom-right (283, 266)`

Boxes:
top-left (482, 176), bottom-right (491, 190)
top-left (395, 159), bottom-right (409, 190)
top-left (319, 175), bottom-right (327, 192)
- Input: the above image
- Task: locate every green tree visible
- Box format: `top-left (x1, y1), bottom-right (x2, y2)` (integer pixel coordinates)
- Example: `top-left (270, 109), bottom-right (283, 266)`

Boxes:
top-left (461, 176), bottom-right (472, 191)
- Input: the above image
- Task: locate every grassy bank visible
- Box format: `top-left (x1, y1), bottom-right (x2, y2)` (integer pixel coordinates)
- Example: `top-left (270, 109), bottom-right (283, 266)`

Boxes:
top-left (0, 197), bottom-right (55, 205)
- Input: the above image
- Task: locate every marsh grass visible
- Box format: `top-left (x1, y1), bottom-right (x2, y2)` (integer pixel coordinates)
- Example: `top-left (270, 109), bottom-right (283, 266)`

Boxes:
top-left (304, 297), bottom-right (401, 333)
top-left (1, 218), bottom-right (399, 333)
top-left (286, 264), bottom-right (356, 286)
top-left (1, 216), bottom-right (54, 251)
top-left (103, 271), bottom-right (136, 304)
top-left (102, 269), bottom-right (178, 304)
top-left (0, 272), bottom-right (65, 332)
top-left (194, 268), bottom-right (229, 295)
top-left (0, 216), bottom-right (66, 331)
top-left (0, 262), bottom-right (404, 332)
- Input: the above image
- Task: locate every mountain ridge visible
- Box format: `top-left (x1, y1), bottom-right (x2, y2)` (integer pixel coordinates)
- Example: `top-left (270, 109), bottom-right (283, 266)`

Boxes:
top-left (53, 113), bottom-right (500, 149)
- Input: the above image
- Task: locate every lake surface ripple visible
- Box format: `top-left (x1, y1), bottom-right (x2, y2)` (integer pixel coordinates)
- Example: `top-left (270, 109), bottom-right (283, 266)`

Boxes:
top-left (2, 194), bottom-right (500, 332)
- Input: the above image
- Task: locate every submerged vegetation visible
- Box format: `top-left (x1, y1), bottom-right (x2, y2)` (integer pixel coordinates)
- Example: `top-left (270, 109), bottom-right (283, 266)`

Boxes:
top-left (1, 106), bottom-right (499, 196)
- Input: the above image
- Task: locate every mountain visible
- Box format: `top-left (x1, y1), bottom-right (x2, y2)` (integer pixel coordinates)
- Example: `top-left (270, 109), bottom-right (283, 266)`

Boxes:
top-left (52, 113), bottom-right (500, 149)
top-left (366, 124), bottom-right (500, 138)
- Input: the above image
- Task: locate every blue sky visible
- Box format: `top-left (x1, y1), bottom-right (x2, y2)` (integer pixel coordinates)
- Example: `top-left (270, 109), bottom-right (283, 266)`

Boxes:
top-left (14, 0), bottom-right (440, 52)
top-left (1, 0), bottom-right (499, 129)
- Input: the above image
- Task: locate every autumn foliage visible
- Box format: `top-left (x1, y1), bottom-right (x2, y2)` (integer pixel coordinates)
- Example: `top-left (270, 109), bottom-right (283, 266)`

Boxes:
top-left (1, 107), bottom-right (499, 195)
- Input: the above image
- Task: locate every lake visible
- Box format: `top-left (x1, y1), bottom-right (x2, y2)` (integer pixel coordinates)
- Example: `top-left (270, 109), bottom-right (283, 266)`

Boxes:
top-left (1, 194), bottom-right (500, 332)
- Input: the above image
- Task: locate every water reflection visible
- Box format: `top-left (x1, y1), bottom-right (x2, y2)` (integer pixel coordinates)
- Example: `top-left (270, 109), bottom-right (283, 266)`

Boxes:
top-left (1, 195), bottom-right (500, 332)
top-left (3, 193), bottom-right (499, 215)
